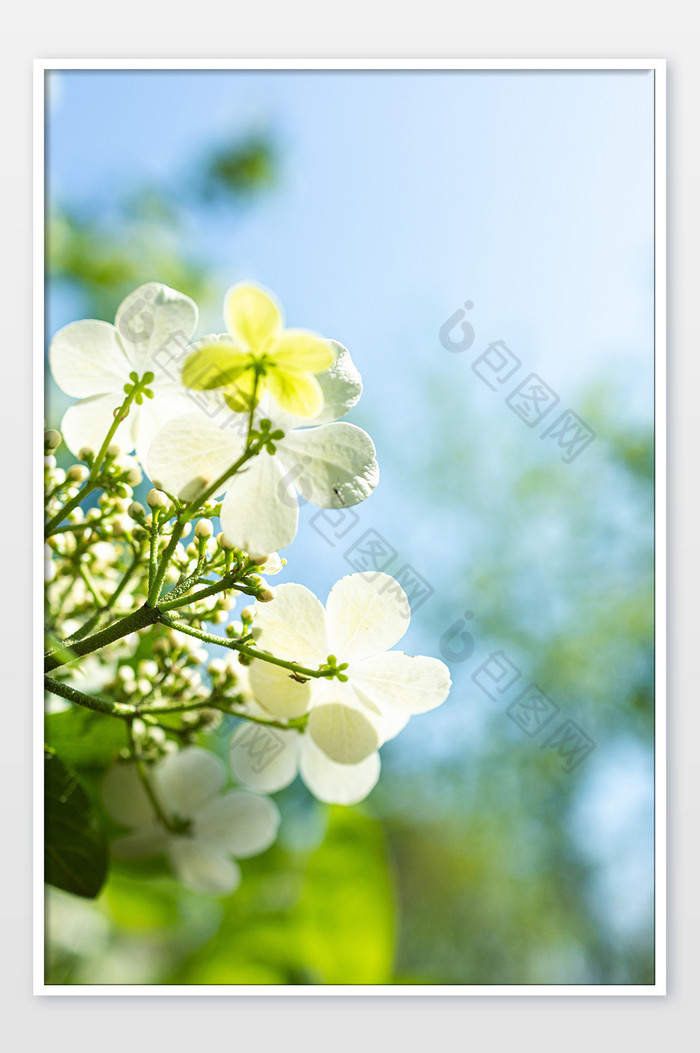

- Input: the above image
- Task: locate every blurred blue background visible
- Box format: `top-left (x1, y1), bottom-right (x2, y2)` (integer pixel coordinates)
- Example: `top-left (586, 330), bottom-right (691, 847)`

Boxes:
top-left (45, 69), bottom-right (655, 985)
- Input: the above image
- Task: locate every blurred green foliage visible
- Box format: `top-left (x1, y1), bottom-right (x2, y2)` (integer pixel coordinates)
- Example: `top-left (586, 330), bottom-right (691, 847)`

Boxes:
top-left (46, 807), bottom-right (395, 985)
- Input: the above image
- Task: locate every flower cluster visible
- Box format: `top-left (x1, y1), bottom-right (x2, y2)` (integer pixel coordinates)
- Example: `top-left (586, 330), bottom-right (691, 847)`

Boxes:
top-left (45, 280), bottom-right (451, 899)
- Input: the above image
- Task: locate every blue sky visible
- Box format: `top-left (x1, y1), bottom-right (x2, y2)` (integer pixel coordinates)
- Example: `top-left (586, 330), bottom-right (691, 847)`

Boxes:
top-left (47, 68), bottom-right (654, 404)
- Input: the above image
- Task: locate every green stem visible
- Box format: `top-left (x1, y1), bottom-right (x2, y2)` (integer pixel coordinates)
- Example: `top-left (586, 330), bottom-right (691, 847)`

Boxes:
top-left (66, 548), bottom-right (143, 644)
top-left (229, 709), bottom-right (306, 732)
top-left (146, 440), bottom-right (263, 608)
top-left (44, 675), bottom-right (135, 718)
top-left (45, 483), bottom-right (97, 537)
top-left (159, 574), bottom-right (256, 613)
top-left (44, 604), bottom-right (160, 672)
top-left (246, 368), bottom-right (261, 445)
top-left (148, 511), bottom-right (161, 595)
top-left (126, 722), bottom-right (179, 834)
top-left (146, 524), bottom-right (185, 608)
top-left (79, 565), bottom-right (106, 607)
top-left (45, 377), bottom-right (148, 537)
top-left (139, 698), bottom-right (215, 716)
top-left (158, 614), bottom-right (334, 680)
top-left (88, 386), bottom-right (138, 484)
top-left (48, 520), bottom-right (103, 535)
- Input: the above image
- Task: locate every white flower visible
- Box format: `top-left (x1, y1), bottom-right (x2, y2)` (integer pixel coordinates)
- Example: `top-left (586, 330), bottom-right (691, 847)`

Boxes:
top-left (101, 746), bottom-right (280, 894)
top-left (146, 343), bottom-right (378, 554)
top-left (49, 282), bottom-right (200, 461)
top-left (245, 572), bottom-right (452, 765)
top-left (230, 703), bottom-right (381, 806)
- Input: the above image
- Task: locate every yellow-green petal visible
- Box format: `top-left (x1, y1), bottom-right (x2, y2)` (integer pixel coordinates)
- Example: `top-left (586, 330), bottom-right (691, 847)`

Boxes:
top-left (270, 329), bottom-right (335, 373)
top-left (225, 283), bottom-right (283, 350)
top-left (182, 342), bottom-right (250, 391)
top-left (265, 368), bottom-right (324, 418)
top-left (223, 368), bottom-right (260, 413)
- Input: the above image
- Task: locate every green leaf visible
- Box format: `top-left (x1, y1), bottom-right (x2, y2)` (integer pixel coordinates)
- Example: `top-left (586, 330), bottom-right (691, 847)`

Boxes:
top-left (45, 749), bottom-right (109, 899)
top-left (45, 706), bottom-right (126, 771)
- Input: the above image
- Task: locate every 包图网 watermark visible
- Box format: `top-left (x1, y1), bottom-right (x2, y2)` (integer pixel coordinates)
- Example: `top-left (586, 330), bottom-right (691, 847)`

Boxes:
top-left (440, 304), bottom-right (596, 464)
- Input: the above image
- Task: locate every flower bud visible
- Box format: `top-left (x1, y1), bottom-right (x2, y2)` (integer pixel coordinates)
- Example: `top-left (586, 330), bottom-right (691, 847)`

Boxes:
top-left (44, 455), bottom-right (57, 470)
top-left (217, 533), bottom-right (237, 550)
top-left (195, 519), bottom-right (213, 540)
top-left (128, 501), bottom-right (145, 520)
top-left (241, 606), bottom-right (255, 621)
top-left (124, 467), bottom-right (142, 487)
top-left (67, 464), bottom-right (89, 483)
top-left (146, 488), bottom-right (168, 510)
top-left (248, 553), bottom-right (270, 566)
top-left (107, 444), bottom-right (122, 459)
top-left (78, 446), bottom-right (94, 463)
top-left (257, 586), bottom-right (276, 603)
top-left (44, 429), bottom-right (61, 451)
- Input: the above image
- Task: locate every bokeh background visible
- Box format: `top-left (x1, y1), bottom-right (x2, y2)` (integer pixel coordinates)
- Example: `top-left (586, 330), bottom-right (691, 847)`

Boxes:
top-left (44, 69), bottom-right (655, 985)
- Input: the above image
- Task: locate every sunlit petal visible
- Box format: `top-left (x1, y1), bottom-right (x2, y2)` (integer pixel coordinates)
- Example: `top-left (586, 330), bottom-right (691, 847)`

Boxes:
top-left (325, 572), bottom-right (411, 663)
top-left (49, 320), bottom-right (130, 398)
top-left (225, 282), bottom-right (283, 349)
top-left (299, 736), bottom-right (380, 805)
top-left (265, 368), bottom-right (324, 418)
top-left (271, 329), bottom-right (335, 372)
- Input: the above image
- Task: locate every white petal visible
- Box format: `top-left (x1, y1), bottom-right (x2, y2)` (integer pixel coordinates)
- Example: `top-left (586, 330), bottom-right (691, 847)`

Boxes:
top-left (229, 723), bottom-right (301, 793)
top-left (154, 747), bottom-right (226, 818)
top-left (251, 582), bottom-right (328, 665)
top-left (60, 392), bottom-right (133, 458)
top-left (259, 342), bottom-right (363, 432)
top-left (249, 660), bottom-right (314, 719)
top-left (101, 761), bottom-right (154, 828)
top-left (259, 552), bottom-right (284, 575)
top-left (49, 320), bottom-right (130, 398)
top-left (278, 422), bottom-right (378, 509)
top-left (351, 651), bottom-right (452, 717)
top-left (134, 382), bottom-right (208, 467)
top-left (168, 838), bottom-right (241, 895)
top-left (112, 828), bottom-right (169, 859)
top-left (299, 736), bottom-right (380, 805)
top-left (310, 342), bottom-right (364, 424)
top-left (196, 790), bottom-right (281, 858)
top-left (146, 412), bottom-right (244, 501)
top-left (219, 453), bottom-right (299, 554)
top-left (307, 701), bottom-right (381, 765)
top-left (114, 282), bottom-right (198, 373)
top-left (325, 572), bottom-right (411, 663)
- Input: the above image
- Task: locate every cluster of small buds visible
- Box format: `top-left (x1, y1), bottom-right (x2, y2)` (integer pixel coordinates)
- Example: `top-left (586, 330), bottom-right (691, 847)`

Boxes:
top-left (180, 707), bottom-right (223, 734)
top-left (45, 421), bottom-right (286, 761)
top-left (103, 645), bottom-right (214, 716)
top-left (128, 718), bottom-right (176, 762)
top-left (206, 654), bottom-right (254, 713)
